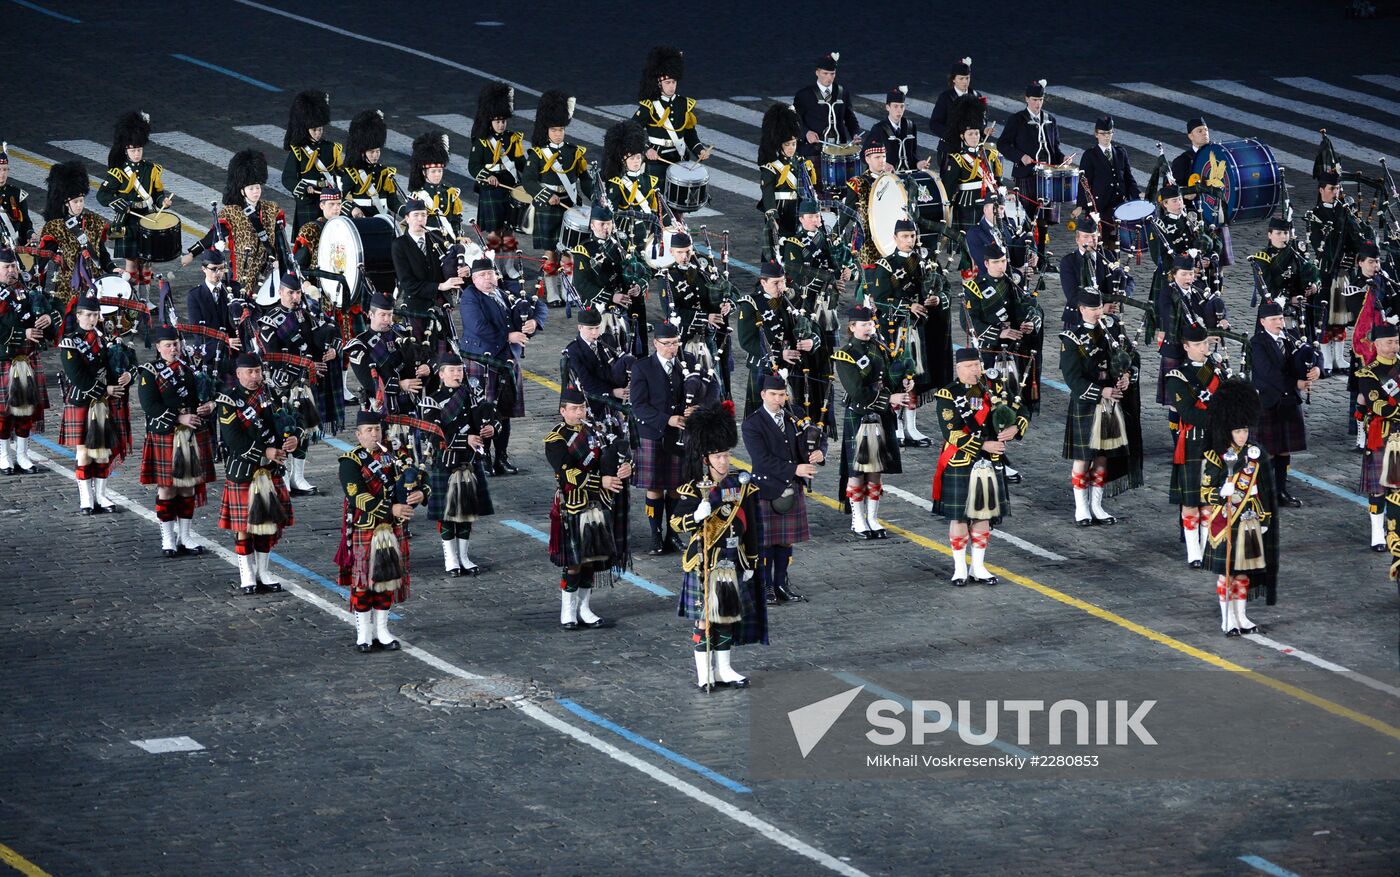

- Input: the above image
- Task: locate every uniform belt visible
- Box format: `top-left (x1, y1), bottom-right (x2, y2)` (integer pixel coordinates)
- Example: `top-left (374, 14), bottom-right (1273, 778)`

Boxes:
top-left (774, 192), bottom-right (797, 201)
top-left (958, 182), bottom-right (983, 191)
top-left (540, 183), bottom-right (564, 193)
top-left (647, 136), bottom-right (676, 148)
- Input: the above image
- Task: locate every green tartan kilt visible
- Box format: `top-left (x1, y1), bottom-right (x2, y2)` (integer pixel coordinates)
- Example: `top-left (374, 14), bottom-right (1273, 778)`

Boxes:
top-left (932, 461), bottom-right (1009, 525)
top-left (1169, 430), bottom-right (1209, 506)
top-left (531, 203), bottom-right (566, 251)
top-left (475, 185), bottom-right (518, 234)
top-left (1062, 398), bottom-right (1131, 463)
top-left (111, 215), bottom-right (143, 260)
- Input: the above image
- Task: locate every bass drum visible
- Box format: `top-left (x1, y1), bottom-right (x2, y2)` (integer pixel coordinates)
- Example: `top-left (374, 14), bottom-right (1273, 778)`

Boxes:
top-left (95, 274), bottom-right (139, 335)
top-left (316, 215), bottom-right (396, 306)
top-left (1192, 138), bottom-right (1281, 226)
top-left (866, 172), bottom-right (910, 258)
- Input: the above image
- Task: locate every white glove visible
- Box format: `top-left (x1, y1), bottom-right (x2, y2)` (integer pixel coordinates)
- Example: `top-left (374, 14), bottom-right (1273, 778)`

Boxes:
top-left (742, 570), bottom-right (754, 581)
top-left (1218, 481), bottom-right (1236, 499)
top-left (692, 500), bottom-right (712, 522)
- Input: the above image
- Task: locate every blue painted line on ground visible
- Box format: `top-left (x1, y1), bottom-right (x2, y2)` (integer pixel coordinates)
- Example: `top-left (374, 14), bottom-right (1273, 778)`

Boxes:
top-left (8, 0), bottom-right (80, 23)
top-left (321, 435), bottom-right (354, 452)
top-left (831, 671), bottom-right (1035, 759)
top-left (30, 434), bottom-right (75, 459)
top-left (556, 698), bottom-right (752, 794)
top-left (1041, 377), bottom-right (1070, 393)
top-left (500, 519), bottom-right (675, 596)
top-left (1238, 855), bottom-right (1303, 877)
top-left (170, 54), bottom-right (281, 92)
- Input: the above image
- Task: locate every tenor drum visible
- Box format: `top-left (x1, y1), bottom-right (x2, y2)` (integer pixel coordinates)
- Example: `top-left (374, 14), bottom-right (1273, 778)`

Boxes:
top-left (253, 271), bottom-right (279, 307)
top-left (1191, 139), bottom-right (1281, 226)
top-left (1113, 199), bottom-right (1156, 253)
top-left (95, 274), bottom-right (139, 335)
top-left (558, 206), bottom-right (591, 250)
top-left (136, 212), bottom-right (182, 263)
top-left (866, 172), bottom-right (910, 258)
top-left (903, 170), bottom-right (949, 231)
top-left (663, 161), bottom-right (710, 213)
top-left (819, 142), bottom-right (861, 198)
top-left (316, 215), bottom-right (396, 306)
top-left (1034, 164), bottom-right (1079, 205)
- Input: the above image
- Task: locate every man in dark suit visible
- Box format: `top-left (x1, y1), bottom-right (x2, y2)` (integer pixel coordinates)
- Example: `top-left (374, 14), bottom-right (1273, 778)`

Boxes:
top-left (1171, 117), bottom-right (1211, 216)
top-left (1057, 216), bottom-right (1135, 329)
top-left (560, 306), bottom-right (630, 411)
top-left (459, 258), bottom-right (533, 474)
top-left (630, 321), bottom-right (707, 554)
top-left (997, 79), bottom-right (1068, 249)
top-left (185, 249), bottom-right (242, 384)
top-left (393, 197), bottom-right (460, 348)
top-left (965, 194), bottom-right (1038, 277)
top-left (1251, 301), bottom-right (1319, 507)
top-left (742, 373), bottom-right (824, 604)
top-left (793, 51), bottom-right (862, 162)
top-left (1077, 116), bottom-right (1140, 258)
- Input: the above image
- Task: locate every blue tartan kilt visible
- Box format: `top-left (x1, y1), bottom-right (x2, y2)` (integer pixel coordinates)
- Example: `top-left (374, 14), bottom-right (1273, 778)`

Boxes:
top-left (531, 203), bottom-right (566, 251)
top-left (1361, 450), bottom-right (1384, 496)
top-left (676, 567), bottom-right (769, 647)
top-left (633, 436), bottom-right (684, 490)
top-left (758, 492), bottom-right (810, 545)
top-left (426, 459), bottom-right (494, 521)
top-left (931, 461), bottom-right (1009, 525)
top-left (475, 185), bottom-right (518, 234)
top-left (465, 357), bottom-right (524, 418)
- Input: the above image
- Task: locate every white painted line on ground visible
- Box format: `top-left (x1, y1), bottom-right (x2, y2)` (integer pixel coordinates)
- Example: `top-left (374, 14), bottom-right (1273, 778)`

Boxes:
top-left (1278, 77), bottom-right (1400, 122)
top-left (149, 131), bottom-right (292, 199)
top-left (1245, 634), bottom-right (1400, 699)
top-left (1357, 74), bottom-right (1400, 92)
top-left (49, 138), bottom-right (224, 212)
top-left (24, 446), bottom-right (871, 877)
top-left (233, 123), bottom-right (284, 150)
top-left (1197, 80), bottom-right (1400, 144)
top-left (879, 483), bottom-right (1067, 562)
top-left (131, 736), bottom-right (205, 753)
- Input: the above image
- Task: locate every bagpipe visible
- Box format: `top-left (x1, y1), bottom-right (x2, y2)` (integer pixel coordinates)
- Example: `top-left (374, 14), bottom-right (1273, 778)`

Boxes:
top-left (581, 389), bottom-right (635, 481)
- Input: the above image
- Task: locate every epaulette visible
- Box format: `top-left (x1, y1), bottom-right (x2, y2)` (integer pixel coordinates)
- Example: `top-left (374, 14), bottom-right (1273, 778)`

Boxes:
top-left (1058, 328), bottom-right (1089, 346)
top-left (1249, 250), bottom-right (1271, 264)
top-left (57, 335), bottom-right (79, 349)
top-left (963, 277), bottom-right (984, 298)
top-left (569, 243), bottom-right (590, 259)
top-left (1356, 365), bottom-right (1378, 381)
top-left (339, 446), bottom-right (371, 464)
top-left (1202, 449), bottom-right (1222, 466)
top-left (544, 426), bottom-right (567, 444)
top-left (1164, 368), bottom-right (1189, 383)
top-left (830, 349), bottom-right (857, 365)
top-left (675, 480), bottom-right (698, 498)
top-left (781, 236), bottom-right (804, 248)
top-left (933, 386), bottom-right (955, 401)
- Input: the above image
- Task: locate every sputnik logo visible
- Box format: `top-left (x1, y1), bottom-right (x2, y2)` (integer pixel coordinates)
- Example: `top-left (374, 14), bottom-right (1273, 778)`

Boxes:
top-left (787, 685), bottom-right (864, 758)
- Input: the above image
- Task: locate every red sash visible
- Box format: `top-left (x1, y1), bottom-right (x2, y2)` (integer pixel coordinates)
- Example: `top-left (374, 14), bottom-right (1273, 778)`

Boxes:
top-left (931, 394), bottom-right (990, 501)
top-left (1173, 373), bottom-right (1220, 464)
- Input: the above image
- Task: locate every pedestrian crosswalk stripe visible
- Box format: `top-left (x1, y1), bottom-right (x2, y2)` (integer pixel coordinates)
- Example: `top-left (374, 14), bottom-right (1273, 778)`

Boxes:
top-left (1357, 74), bottom-right (1400, 92)
top-left (150, 131), bottom-right (292, 199)
top-left (1277, 76), bottom-right (1400, 123)
top-left (1196, 80), bottom-right (1400, 145)
top-left (231, 124), bottom-right (284, 150)
top-left (49, 138), bottom-right (224, 212)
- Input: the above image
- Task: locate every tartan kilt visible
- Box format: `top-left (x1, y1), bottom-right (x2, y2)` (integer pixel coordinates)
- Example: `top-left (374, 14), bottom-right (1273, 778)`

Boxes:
top-left (531, 203), bottom-right (566, 251)
top-left (59, 398), bottom-right (132, 461)
top-left (1255, 403), bottom-right (1307, 455)
top-left (931, 461), bottom-right (1009, 525)
top-left (839, 407), bottom-right (903, 475)
top-left (633, 436), bottom-right (684, 490)
top-left (426, 459), bottom-right (495, 521)
top-left (139, 429), bottom-right (217, 497)
top-left (676, 567), bottom-right (769, 647)
top-left (475, 185), bottom-right (518, 234)
top-left (758, 491), bottom-right (810, 545)
top-left (1361, 450), bottom-right (1384, 496)
top-left (217, 476), bottom-right (294, 534)
top-left (1168, 451), bottom-right (1208, 507)
top-left (111, 215), bottom-right (143, 260)
top-left (345, 524), bottom-right (411, 602)
top-left (548, 492), bottom-right (625, 572)
top-left (0, 355), bottom-right (49, 430)
top-left (465, 357), bottom-right (524, 418)
top-left (1061, 398), bottom-right (1130, 462)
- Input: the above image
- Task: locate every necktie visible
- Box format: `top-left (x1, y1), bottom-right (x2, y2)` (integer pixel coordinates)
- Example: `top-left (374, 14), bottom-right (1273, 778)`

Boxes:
top-left (417, 236), bottom-right (426, 254)
top-left (662, 358), bottom-right (672, 375)
top-left (773, 411), bottom-right (784, 429)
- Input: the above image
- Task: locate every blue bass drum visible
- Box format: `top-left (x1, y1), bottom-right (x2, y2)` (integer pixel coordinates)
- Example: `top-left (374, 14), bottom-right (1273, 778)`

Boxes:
top-left (1191, 139), bottom-right (1281, 226)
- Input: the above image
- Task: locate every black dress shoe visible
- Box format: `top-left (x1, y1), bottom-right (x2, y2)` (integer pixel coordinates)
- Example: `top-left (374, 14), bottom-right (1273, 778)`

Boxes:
top-left (80, 507), bottom-right (95, 516)
top-left (950, 576), bottom-right (968, 587)
top-left (0, 465), bottom-right (13, 476)
top-left (870, 528), bottom-right (888, 540)
top-left (495, 458), bottom-right (519, 475)
top-left (775, 582), bottom-right (807, 602)
top-left (256, 581), bottom-right (283, 593)
top-left (1004, 471), bottom-right (1023, 484)
top-left (289, 485), bottom-right (318, 497)
top-left (1277, 491), bottom-right (1302, 508)
top-left (163, 548), bottom-right (178, 559)
top-left (98, 504), bottom-right (120, 513)
top-left (561, 621), bottom-right (580, 631)
top-left (974, 575), bottom-right (1000, 586)
top-left (1238, 624), bottom-right (1259, 635)
top-left (764, 583), bottom-right (779, 605)
top-left (356, 643), bottom-right (373, 653)
top-left (1225, 627), bottom-right (1241, 637)
top-left (577, 617), bottom-right (608, 629)
top-left (1373, 543), bottom-right (1388, 553)
top-left (1075, 517), bottom-right (1094, 528)
top-left (902, 436), bottom-right (932, 448)
top-left (725, 677), bottom-right (751, 688)
top-left (1189, 559), bottom-right (1203, 569)
top-left (375, 639), bottom-right (401, 651)
top-left (448, 567), bottom-right (464, 578)
top-left (863, 530), bottom-right (878, 540)
top-left (241, 584), bottom-right (258, 595)
top-left (1091, 513), bottom-right (1117, 526)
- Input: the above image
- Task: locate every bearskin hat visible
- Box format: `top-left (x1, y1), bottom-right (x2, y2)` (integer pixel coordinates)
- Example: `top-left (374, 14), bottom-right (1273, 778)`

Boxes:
top-left (283, 90), bottom-right (331, 150)
top-left (639, 45), bottom-right (684, 100)
top-left (409, 131), bottom-right (451, 190)
top-left (945, 93), bottom-right (989, 142)
top-left (45, 160), bottom-right (89, 221)
top-left (1207, 378), bottom-right (1262, 455)
top-left (223, 148), bottom-right (268, 205)
top-left (758, 103), bottom-right (802, 164)
top-left (345, 109), bottom-right (387, 168)
top-left (108, 110), bottom-right (151, 167)
top-left (471, 82), bottom-right (515, 139)
top-left (602, 121), bottom-right (648, 180)
top-left (532, 90), bottom-right (574, 147)
top-left (681, 402), bottom-right (738, 482)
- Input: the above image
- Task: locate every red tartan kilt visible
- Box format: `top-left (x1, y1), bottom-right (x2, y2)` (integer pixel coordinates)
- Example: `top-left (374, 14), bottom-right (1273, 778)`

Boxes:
top-left (345, 524), bottom-right (411, 603)
top-left (140, 429), bottom-right (218, 488)
top-left (0, 355), bottom-right (50, 426)
top-left (758, 492), bottom-right (811, 546)
top-left (217, 476), bottom-right (294, 533)
top-left (58, 398), bottom-right (132, 459)
top-left (632, 436), bottom-right (684, 490)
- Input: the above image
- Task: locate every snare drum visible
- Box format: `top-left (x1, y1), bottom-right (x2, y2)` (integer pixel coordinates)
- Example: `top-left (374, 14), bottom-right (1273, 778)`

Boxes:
top-left (1034, 164), bottom-right (1079, 205)
top-left (663, 161), bottom-right (710, 213)
top-left (558, 206), bottom-right (591, 250)
top-left (1112, 199), bottom-right (1156, 253)
top-left (1191, 139), bottom-right (1281, 226)
top-left (136, 212), bottom-right (182, 263)
top-left (819, 142), bottom-right (861, 198)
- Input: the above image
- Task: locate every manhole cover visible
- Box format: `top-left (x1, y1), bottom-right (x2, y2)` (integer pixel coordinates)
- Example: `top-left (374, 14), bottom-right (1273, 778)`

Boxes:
top-left (401, 676), bottom-right (550, 710)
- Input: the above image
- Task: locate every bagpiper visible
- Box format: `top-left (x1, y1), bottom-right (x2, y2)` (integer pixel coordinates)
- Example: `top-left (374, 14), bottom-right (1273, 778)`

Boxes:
top-left (1155, 253), bottom-right (1229, 415)
top-left (1308, 169), bottom-right (1367, 374)
top-left (184, 248), bottom-right (242, 388)
top-left (523, 89), bottom-right (591, 254)
top-left (280, 90), bottom-right (343, 232)
top-left (345, 291), bottom-right (430, 417)
top-left (569, 203), bottom-right (647, 353)
top-left (758, 103), bottom-right (812, 249)
top-left (1057, 214), bottom-right (1136, 330)
top-left (1251, 301), bottom-right (1318, 509)
top-left (544, 384), bottom-right (633, 631)
top-left (966, 192), bottom-right (1038, 277)
top-left (1146, 184), bottom-right (1222, 338)
top-left (963, 241), bottom-right (1044, 416)
top-left (468, 82), bottom-right (523, 237)
top-left (560, 305), bottom-right (632, 407)
top-left (1356, 322), bottom-right (1400, 552)
top-left (97, 111), bottom-right (172, 304)
top-left (1201, 379), bottom-right (1278, 636)
top-left (0, 143), bottom-right (36, 249)
top-left (137, 324), bottom-right (217, 557)
top-left (37, 161), bottom-right (116, 304)
top-left (603, 120), bottom-right (662, 253)
top-left (670, 402), bottom-right (765, 691)
top-left (181, 149), bottom-right (287, 293)
top-left (0, 247), bottom-right (57, 474)
top-left (931, 347), bottom-right (1029, 584)
top-left (633, 45), bottom-right (712, 180)
top-left (412, 130), bottom-right (464, 237)
top-left (833, 305), bottom-right (914, 539)
top-left (781, 200), bottom-right (852, 426)
top-left (658, 231), bottom-right (732, 387)
top-left (1164, 325), bottom-right (1227, 569)
top-left (1075, 116), bottom-right (1140, 258)
top-left (58, 290), bottom-right (132, 514)
top-left (734, 260), bottom-right (820, 417)
top-left (419, 350), bottom-right (495, 576)
top-left (1059, 288), bottom-right (1144, 527)
top-left (216, 352), bottom-right (302, 594)
top-left (337, 408), bottom-right (426, 651)
top-left (337, 109), bottom-right (401, 220)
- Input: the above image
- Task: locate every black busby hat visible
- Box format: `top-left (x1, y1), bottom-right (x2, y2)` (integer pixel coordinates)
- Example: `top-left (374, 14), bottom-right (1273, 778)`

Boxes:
top-left (682, 402), bottom-right (738, 479)
top-left (602, 120), bottom-right (648, 180)
top-left (1207, 378), bottom-right (1261, 453)
top-left (1025, 79), bottom-right (1047, 98)
top-left (1257, 301), bottom-right (1285, 319)
top-left (640, 45), bottom-right (684, 100)
top-left (223, 148), bottom-right (268, 205)
top-left (945, 93), bottom-right (989, 141)
top-left (1372, 322), bottom-right (1399, 341)
top-left (409, 130), bottom-right (451, 190)
top-left (1267, 216), bottom-right (1291, 232)
top-left (152, 323), bottom-right (180, 343)
top-left (885, 85), bottom-right (909, 105)
top-left (235, 351), bottom-right (263, 369)
top-left (758, 103), bottom-right (802, 165)
top-left (578, 307), bottom-right (603, 327)
top-left (954, 347), bottom-right (980, 364)
top-left (471, 81), bottom-right (515, 139)
top-left (950, 56), bottom-right (971, 77)
top-left (559, 383), bottom-right (587, 406)
top-left (532, 90), bottom-right (574, 147)
top-left (346, 109), bottom-right (387, 167)
top-left (283, 90), bottom-right (331, 150)
top-left (1078, 287), bottom-right (1103, 308)
top-left (108, 110), bottom-right (151, 167)
top-left (45, 160), bottom-right (89, 220)
top-left (816, 51), bottom-right (839, 71)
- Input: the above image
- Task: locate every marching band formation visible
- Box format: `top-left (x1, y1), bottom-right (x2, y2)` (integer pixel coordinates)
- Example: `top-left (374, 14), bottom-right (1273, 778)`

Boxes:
top-left (3, 47), bottom-right (1399, 691)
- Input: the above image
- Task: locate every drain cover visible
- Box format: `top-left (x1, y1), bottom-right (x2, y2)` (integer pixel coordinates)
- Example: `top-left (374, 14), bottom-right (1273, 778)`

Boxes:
top-left (401, 676), bottom-right (549, 710)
